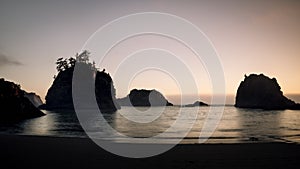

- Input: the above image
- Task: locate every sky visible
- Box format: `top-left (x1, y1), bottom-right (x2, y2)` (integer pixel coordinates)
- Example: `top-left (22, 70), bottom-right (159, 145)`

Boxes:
top-left (0, 0), bottom-right (299, 104)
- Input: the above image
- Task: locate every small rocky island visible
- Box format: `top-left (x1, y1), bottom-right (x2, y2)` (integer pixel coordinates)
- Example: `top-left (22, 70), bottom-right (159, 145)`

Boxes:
top-left (235, 74), bottom-right (300, 110)
top-left (183, 101), bottom-right (209, 107)
top-left (0, 78), bottom-right (45, 121)
top-left (40, 51), bottom-right (120, 112)
top-left (117, 89), bottom-right (173, 107)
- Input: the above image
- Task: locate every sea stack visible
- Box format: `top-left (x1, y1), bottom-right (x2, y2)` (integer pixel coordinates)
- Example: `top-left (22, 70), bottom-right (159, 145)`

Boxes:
top-left (117, 89), bottom-right (173, 107)
top-left (235, 74), bottom-right (300, 110)
top-left (40, 51), bottom-right (120, 112)
top-left (184, 101), bottom-right (209, 107)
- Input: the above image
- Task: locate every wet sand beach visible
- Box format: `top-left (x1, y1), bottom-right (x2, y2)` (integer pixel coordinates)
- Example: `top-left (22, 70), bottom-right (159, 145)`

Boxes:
top-left (1, 134), bottom-right (299, 169)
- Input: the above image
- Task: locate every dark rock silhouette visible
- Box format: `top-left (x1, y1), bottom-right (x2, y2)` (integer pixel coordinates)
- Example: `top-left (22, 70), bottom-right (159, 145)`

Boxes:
top-left (40, 67), bottom-right (74, 110)
top-left (235, 74), bottom-right (300, 110)
top-left (24, 92), bottom-right (43, 107)
top-left (40, 52), bottom-right (120, 112)
top-left (117, 89), bottom-right (173, 107)
top-left (0, 78), bottom-right (45, 121)
top-left (95, 67), bottom-right (120, 112)
top-left (184, 101), bottom-right (209, 107)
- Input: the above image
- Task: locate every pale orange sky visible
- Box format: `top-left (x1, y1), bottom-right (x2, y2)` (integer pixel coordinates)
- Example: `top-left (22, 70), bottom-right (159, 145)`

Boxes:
top-left (0, 0), bottom-right (299, 103)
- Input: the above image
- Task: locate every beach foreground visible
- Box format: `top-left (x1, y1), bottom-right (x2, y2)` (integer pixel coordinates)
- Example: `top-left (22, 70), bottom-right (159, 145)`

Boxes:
top-left (1, 135), bottom-right (299, 169)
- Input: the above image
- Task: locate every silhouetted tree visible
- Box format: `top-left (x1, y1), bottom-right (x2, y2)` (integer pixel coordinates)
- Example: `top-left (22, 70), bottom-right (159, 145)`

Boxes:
top-left (76, 50), bottom-right (90, 63)
top-left (62, 58), bottom-right (68, 70)
top-left (55, 50), bottom-right (97, 72)
top-left (56, 57), bottom-right (64, 72)
top-left (68, 57), bottom-right (76, 67)
top-left (56, 57), bottom-right (69, 72)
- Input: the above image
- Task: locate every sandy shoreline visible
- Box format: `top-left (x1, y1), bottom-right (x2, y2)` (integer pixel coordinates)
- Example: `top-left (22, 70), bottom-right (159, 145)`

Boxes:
top-left (1, 134), bottom-right (299, 169)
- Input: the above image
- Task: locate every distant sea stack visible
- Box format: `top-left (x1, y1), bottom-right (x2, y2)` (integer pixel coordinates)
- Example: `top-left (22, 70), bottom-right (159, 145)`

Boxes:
top-left (184, 101), bottom-right (209, 107)
top-left (235, 74), bottom-right (300, 110)
top-left (24, 92), bottom-right (43, 107)
top-left (0, 78), bottom-right (45, 121)
top-left (117, 89), bottom-right (173, 107)
top-left (40, 51), bottom-right (120, 112)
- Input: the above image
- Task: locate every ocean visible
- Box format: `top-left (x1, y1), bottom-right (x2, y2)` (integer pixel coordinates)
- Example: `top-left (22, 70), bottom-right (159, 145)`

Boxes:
top-left (1, 105), bottom-right (300, 144)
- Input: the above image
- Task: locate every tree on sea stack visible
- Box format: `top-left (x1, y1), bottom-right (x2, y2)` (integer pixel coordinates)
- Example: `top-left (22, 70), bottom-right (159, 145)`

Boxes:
top-left (55, 50), bottom-right (96, 73)
top-left (76, 50), bottom-right (90, 63)
top-left (40, 51), bottom-right (120, 112)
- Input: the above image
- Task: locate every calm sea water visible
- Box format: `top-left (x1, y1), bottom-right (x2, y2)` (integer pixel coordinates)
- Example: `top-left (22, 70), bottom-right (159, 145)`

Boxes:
top-left (1, 106), bottom-right (300, 144)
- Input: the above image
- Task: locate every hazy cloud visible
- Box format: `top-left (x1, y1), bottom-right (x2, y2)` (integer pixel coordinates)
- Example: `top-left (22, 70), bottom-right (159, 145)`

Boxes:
top-left (0, 53), bottom-right (23, 66)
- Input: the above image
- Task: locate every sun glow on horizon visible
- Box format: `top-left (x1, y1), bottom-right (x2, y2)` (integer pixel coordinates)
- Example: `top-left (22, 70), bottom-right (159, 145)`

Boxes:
top-left (0, 0), bottom-right (299, 103)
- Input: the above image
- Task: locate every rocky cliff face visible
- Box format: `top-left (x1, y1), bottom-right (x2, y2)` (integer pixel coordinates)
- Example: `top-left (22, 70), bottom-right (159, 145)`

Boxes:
top-left (95, 70), bottom-right (120, 112)
top-left (235, 74), bottom-right (300, 110)
top-left (41, 64), bottom-right (120, 112)
top-left (0, 78), bottom-right (45, 121)
top-left (117, 89), bottom-right (173, 107)
top-left (42, 67), bottom-right (74, 110)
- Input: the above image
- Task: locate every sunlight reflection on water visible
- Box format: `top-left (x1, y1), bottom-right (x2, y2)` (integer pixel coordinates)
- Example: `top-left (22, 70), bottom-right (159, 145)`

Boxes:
top-left (1, 106), bottom-right (300, 144)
